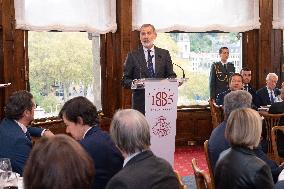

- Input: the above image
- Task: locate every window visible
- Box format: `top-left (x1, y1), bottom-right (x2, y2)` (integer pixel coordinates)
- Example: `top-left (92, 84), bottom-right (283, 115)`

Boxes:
top-left (155, 33), bottom-right (242, 106)
top-left (29, 32), bottom-right (101, 118)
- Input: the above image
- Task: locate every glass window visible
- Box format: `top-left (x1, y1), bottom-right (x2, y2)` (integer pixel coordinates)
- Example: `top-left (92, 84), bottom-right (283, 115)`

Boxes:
top-left (28, 32), bottom-right (101, 118)
top-left (155, 33), bottom-right (242, 106)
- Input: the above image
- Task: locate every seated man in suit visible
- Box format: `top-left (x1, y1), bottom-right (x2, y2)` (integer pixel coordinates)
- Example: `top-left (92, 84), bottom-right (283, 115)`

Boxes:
top-left (106, 109), bottom-right (178, 189)
top-left (269, 82), bottom-right (284, 156)
top-left (256, 73), bottom-right (281, 106)
top-left (59, 96), bottom-right (123, 189)
top-left (240, 67), bottom-right (261, 108)
top-left (215, 73), bottom-right (243, 105)
top-left (0, 90), bottom-right (54, 175)
top-left (208, 90), bottom-right (283, 182)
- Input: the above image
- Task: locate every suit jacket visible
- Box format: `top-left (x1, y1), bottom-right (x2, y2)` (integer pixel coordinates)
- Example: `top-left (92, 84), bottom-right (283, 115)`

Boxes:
top-left (0, 118), bottom-right (43, 175)
top-left (215, 147), bottom-right (274, 189)
top-left (209, 61), bottom-right (235, 99)
top-left (216, 89), bottom-right (231, 105)
top-left (208, 121), bottom-right (282, 182)
top-left (80, 126), bottom-right (124, 189)
top-left (244, 83), bottom-right (261, 108)
top-left (121, 46), bottom-right (176, 114)
top-left (106, 150), bottom-right (179, 189)
top-left (256, 87), bottom-right (281, 106)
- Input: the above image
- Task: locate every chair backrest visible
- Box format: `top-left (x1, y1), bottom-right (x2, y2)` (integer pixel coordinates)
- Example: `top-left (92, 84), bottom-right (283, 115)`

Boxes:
top-left (191, 158), bottom-right (213, 189)
top-left (208, 99), bottom-right (224, 129)
top-left (271, 126), bottom-right (284, 164)
top-left (204, 140), bottom-right (215, 188)
top-left (259, 112), bottom-right (284, 154)
top-left (174, 170), bottom-right (188, 189)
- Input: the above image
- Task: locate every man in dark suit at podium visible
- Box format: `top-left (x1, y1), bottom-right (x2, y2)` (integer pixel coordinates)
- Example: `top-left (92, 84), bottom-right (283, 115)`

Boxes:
top-left (121, 24), bottom-right (176, 114)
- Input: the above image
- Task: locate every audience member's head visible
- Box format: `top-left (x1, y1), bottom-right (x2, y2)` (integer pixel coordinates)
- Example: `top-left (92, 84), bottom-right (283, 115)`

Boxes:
top-left (219, 47), bottom-right (229, 62)
top-left (225, 108), bottom-right (262, 149)
top-left (228, 73), bottom-right (243, 91)
top-left (223, 90), bottom-right (252, 120)
top-left (140, 24), bottom-right (157, 49)
top-left (110, 109), bottom-right (150, 156)
top-left (59, 96), bottom-right (99, 140)
top-left (4, 90), bottom-right (35, 123)
top-left (240, 67), bottom-right (252, 84)
top-left (266, 73), bottom-right (278, 90)
top-left (23, 134), bottom-right (95, 189)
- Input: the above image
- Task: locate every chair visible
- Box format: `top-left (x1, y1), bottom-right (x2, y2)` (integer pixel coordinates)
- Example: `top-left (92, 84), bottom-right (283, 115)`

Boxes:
top-left (174, 170), bottom-right (188, 189)
top-left (208, 99), bottom-right (224, 129)
top-left (204, 140), bottom-right (215, 188)
top-left (259, 112), bottom-right (284, 154)
top-left (191, 158), bottom-right (213, 189)
top-left (271, 126), bottom-right (284, 164)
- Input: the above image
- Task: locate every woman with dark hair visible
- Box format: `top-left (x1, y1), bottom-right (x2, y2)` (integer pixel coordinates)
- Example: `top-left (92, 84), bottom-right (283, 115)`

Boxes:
top-left (23, 134), bottom-right (95, 189)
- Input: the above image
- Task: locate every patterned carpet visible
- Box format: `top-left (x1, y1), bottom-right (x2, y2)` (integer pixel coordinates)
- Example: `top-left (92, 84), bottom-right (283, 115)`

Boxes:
top-left (174, 145), bottom-right (208, 188)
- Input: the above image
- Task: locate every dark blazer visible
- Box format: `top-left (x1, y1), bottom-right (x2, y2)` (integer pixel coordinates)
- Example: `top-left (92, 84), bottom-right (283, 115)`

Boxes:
top-left (269, 102), bottom-right (284, 156)
top-left (256, 87), bottom-right (281, 106)
top-left (215, 147), bottom-right (274, 189)
top-left (0, 118), bottom-right (43, 175)
top-left (121, 46), bottom-right (176, 114)
top-left (209, 61), bottom-right (235, 99)
top-left (80, 126), bottom-right (124, 189)
top-left (106, 150), bottom-right (179, 189)
top-left (244, 83), bottom-right (261, 109)
top-left (216, 89), bottom-right (231, 105)
top-left (208, 121), bottom-right (283, 182)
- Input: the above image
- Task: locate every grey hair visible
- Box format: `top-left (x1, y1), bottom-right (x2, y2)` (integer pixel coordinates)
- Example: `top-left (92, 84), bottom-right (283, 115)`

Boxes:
top-left (266, 73), bottom-right (278, 81)
top-left (225, 108), bottom-right (262, 148)
top-left (110, 109), bottom-right (150, 155)
top-left (224, 90), bottom-right (252, 120)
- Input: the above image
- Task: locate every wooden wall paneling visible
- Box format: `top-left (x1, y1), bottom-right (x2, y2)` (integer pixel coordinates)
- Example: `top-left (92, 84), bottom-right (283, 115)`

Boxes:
top-left (258, 0), bottom-right (273, 88)
top-left (176, 108), bottom-right (212, 146)
top-left (272, 29), bottom-right (283, 84)
top-left (242, 30), bottom-right (259, 88)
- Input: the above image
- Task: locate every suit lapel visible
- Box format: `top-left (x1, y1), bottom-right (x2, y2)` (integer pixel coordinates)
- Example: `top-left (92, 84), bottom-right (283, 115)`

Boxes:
top-left (154, 47), bottom-right (163, 78)
top-left (137, 47), bottom-right (150, 78)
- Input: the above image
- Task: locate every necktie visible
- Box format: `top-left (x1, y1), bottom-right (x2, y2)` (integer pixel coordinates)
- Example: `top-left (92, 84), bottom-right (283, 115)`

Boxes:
top-left (244, 85), bottom-right (248, 91)
top-left (270, 90), bottom-right (274, 104)
top-left (147, 50), bottom-right (154, 77)
top-left (25, 131), bottom-right (31, 141)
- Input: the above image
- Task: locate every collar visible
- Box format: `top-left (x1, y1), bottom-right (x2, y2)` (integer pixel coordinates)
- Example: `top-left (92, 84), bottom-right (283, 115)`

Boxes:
top-left (123, 151), bottom-right (141, 167)
top-left (15, 120), bottom-right (27, 133)
top-left (220, 61), bottom-right (227, 64)
top-left (82, 127), bottom-right (92, 139)
top-left (266, 87), bottom-right (274, 93)
top-left (143, 46), bottom-right (155, 53)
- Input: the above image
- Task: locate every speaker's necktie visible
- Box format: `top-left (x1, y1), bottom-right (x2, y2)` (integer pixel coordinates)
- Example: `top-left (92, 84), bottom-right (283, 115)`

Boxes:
top-left (147, 50), bottom-right (154, 77)
top-left (270, 90), bottom-right (275, 104)
top-left (25, 131), bottom-right (31, 141)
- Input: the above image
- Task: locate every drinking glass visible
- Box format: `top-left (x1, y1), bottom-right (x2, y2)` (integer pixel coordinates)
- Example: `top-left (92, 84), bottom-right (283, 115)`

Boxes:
top-left (0, 158), bottom-right (13, 188)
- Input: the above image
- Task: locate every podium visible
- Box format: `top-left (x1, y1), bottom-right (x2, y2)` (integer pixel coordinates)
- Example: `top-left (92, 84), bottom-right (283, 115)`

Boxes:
top-left (131, 78), bottom-right (187, 165)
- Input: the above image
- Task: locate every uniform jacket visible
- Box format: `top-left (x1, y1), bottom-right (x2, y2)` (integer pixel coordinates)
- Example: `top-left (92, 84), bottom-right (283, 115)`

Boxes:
top-left (209, 61), bottom-right (235, 99)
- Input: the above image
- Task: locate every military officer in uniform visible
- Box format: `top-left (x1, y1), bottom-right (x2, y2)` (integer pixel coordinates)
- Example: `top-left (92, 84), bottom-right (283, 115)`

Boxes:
top-left (209, 47), bottom-right (235, 100)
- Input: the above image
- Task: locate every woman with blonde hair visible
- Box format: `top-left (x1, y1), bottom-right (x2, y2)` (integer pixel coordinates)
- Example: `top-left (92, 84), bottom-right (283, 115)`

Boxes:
top-left (214, 108), bottom-right (274, 189)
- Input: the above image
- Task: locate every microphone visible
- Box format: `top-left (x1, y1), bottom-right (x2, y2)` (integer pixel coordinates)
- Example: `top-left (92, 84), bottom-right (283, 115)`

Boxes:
top-left (172, 63), bottom-right (185, 78)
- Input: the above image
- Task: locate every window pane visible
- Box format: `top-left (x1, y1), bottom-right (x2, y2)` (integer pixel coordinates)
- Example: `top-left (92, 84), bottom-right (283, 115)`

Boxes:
top-left (29, 32), bottom-right (101, 118)
top-left (155, 33), bottom-right (242, 106)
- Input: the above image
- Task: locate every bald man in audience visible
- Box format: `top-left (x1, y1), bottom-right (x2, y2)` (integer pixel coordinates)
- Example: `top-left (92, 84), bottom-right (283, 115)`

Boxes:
top-left (208, 90), bottom-right (283, 182)
top-left (106, 109), bottom-right (178, 189)
top-left (256, 73), bottom-right (281, 106)
top-left (215, 73), bottom-right (243, 105)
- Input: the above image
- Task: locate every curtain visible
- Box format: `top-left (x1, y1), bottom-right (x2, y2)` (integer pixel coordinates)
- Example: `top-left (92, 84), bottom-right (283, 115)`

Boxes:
top-left (14, 0), bottom-right (116, 33)
top-left (273, 0), bottom-right (284, 29)
top-left (132, 0), bottom-right (260, 32)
